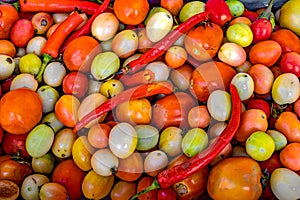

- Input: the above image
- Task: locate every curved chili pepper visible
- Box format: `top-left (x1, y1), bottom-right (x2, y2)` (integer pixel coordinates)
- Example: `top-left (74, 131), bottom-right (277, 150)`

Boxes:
top-left (121, 11), bottom-right (210, 75)
top-left (130, 84), bottom-right (242, 199)
top-left (73, 82), bottom-right (174, 132)
top-left (35, 11), bottom-right (85, 83)
top-left (120, 69), bottom-right (155, 87)
top-left (19, 0), bottom-right (99, 15)
top-left (59, 0), bottom-right (110, 53)
top-left (205, 0), bottom-right (232, 27)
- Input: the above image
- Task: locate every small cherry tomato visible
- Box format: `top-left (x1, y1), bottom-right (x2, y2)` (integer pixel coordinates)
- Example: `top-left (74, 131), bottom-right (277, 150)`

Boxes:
top-left (110, 181), bottom-right (136, 200)
top-left (2, 133), bottom-right (30, 159)
top-left (0, 4), bottom-right (19, 39)
top-left (246, 98), bottom-right (271, 118)
top-left (55, 95), bottom-right (80, 127)
top-left (280, 51), bottom-right (300, 77)
top-left (250, 18), bottom-right (272, 43)
top-left (10, 19), bottom-right (34, 48)
top-left (157, 187), bottom-right (177, 200)
top-left (39, 182), bottom-right (68, 200)
top-left (62, 71), bottom-right (89, 99)
top-left (137, 176), bottom-right (158, 200)
top-left (31, 12), bottom-right (54, 35)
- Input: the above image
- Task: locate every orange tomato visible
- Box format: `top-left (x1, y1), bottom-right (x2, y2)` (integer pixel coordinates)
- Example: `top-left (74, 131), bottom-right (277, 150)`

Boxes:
top-left (63, 36), bottom-right (102, 72)
top-left (87, 123), bottom-right (111, 148)
top-left (207, 157), bottom-right (262, 200)
top-left (184, 23), bottom-right (223, 62)
top-left (115, 98), bottom-right (152, 125)
top-left (0, 40), bottom-right (16, 57)
top-left (234, 109), bottom-right (268, 142)
top-left (275, 111), bottom-right (300, 143)
top-left (247, 64), bottom-right (274, 94)
top-left (110, 181), bottom-right (136, 200)
top-left (190, 61), bottom-right (236, 102)
top-left (160, 0), bottom-right (183, 16)
top-left (188, 105), bottom-right (211, 128)
top-left (55, 95), bottom-right (80, 128)
top-left (113, 0), bottom-right (149, 25)
top-left (0, 4), bottom-right (19, 39)
top-left (270, 28), bottom-right (300, 54)
top-left (229, 16), bottom-right (252, 26)
top-left (165, 46), bottom-right (187, 69)
top-left (279, 142), bottom-right (300, 171)
top-left (116, 151), bottom-right (143, 182)
top-left (249, 40), bottom-right (282, 67)
top-left (0, 88), bottom-right (42, 135)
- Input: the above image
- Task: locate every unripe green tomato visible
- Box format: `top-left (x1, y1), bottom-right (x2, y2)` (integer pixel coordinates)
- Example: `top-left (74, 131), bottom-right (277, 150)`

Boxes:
top-left (231, 72), bottom-right (254, 101)
top-left (37, 85), bottom-right (59, 113)
top-left (0, 55), bottom-right (15, 80)
top-left (134, 125), bottom-right (159, 151)
top-left (31, 153), bottom-right (55, 174)
top-left (267, 130), bottom-right (287, 151)
top-left (226, 0), bottom-right (245, 17)
top-left (207, 90), bottom-right (232, 121)
top-left (41, 112), bottom-right (64, 133)
top-left (21, 174), bottom-right (49, 200)
top-left (26, 124), bottom-right (55, 158)
top-left (144, 7), bottom-right (171, 25)
top-left (182, 128), bottom-right (208, 157)
top-left (179, 1), bottom-right (206, 22)
top-left (158, 127), bottom-right (183, 157)
top-left (19, 53), bottom-right (41, 76)
top-left (91, 51), bottom-right (120, 80)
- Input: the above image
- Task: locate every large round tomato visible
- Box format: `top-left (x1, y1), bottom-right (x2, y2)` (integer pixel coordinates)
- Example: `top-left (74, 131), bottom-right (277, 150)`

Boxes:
top-left (207, 157), bottom-right (262, 200)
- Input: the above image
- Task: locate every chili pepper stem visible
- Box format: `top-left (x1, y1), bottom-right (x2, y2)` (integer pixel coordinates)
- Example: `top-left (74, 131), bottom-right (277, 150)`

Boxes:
top-left (129, 179), bottom-right (160, 200)
top-left (36, 54), bottom-right (52, 83)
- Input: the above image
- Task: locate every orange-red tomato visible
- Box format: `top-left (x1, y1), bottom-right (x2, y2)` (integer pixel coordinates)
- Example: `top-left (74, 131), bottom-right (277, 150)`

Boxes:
top-left (249, 40), bottom-right (282, 67)
top-left (0, 88), bottom-right (42, 135)
top-left (247, 64), bottom-right (274, 94)
top-left (207, 157), bottom-right (262, 200)
top-left (184, 23), bottom-right (223, 62)
top-left (270, 28), bottom-right (300, 54)
top-left (110, 181), bottom-right (136, 200)
top-left (0, 4), bottom-right (19, 39)
top-left (234, 109), bottom-right (268, 142)
top-left (279, 142), bottom-right (300, 171)
top-left (0, 40), bottom-right (16, 57)
top-left (63, 36), bottom-right (102, 72)
top-left (275, 111), bottom-right (300, 143)
top-left (55, 95), bottom-right (80, 128)
top-left (280, 51), bottom-right (300, 77)
top-left (51, 159), bottom-right (86, 200)
top-left (113, 0), bottom-right (149, 25)
top-left (165, 46), bottom-right (187, 69)
top-left (160, 0), bottom-right (183, 16)
top-left (136, 176), bottom-right (158, 200)
top-left (116, 151), bottom-right (143, 182)
top-left (190, 61), bottom-right (237, 102)
top-left (188, 105), bottom-right (211, 128)
top-left (294, 97), bottom-right (300, 117)
top-left (87, 123), bottom-right (111, 148)
top-left (10, 19), bottom-right (35, 48)
top-left (259, 152), bottom-right (282, 174)
top-left (229, 16), bottom-right (252, 26)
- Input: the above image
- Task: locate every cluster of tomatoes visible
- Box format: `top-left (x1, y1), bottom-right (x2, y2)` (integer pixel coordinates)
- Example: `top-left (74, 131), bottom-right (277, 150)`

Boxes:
top-left (0, 0), bottom-right (300, 199)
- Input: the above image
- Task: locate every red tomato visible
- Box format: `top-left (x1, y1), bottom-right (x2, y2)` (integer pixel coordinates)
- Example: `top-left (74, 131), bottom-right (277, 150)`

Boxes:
top-left (246, 98), bottom-right (271, 118)
top-left (0, 158), bottom-right (32, 186)
top-left (0, 127), bottom-right (3, 143)
top-left (259, 152), bottom-right (282, 174)
top-left (136, 176), bottom-right (158, 200)
top-left (294, 97), bottom-right (300, 117)
top-left (51, 159), bottom-right (86, 200)
top-left (250, 18), bottom-right (272, 43)
top-left (62, 71), bottom-right (89, 99)
top-left (280, 51), bottom-right (300, 77)
top-left (157, 187), bottom-right (177, 200)
top-left (0, 4), bottom-right (19, 39)
top-left (10, 19), bottom-right (34, 47)
top-left (2, 133), bottom-right (30, 159)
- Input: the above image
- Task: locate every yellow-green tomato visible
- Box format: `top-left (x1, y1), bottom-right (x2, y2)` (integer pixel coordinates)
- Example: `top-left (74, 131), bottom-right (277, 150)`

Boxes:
top-left (37, 85), bottom-right (59, 113)
top-left (72, 136), bottom-right (96, 171)
top-left (245, 131), bottom-right (275, 161)
top-left (111, 29), bottom-right (139, 58)
top-left (226, 23), bottom-right (253, 47)
top-left (267, 130), bottom-right (287, 151)
top-left (270, 168), bottom-right (300, 200)
top-left (179, 1), bottom-right (206, 22)
top-left (21, 174), bottom-right (49, 200)
top-left (158, 127), bottom-right (183, 157)
top-left (134, 125), bottom-right (159, 151)
top-left (91, 148), bottom-right (119, 176)
top-left (41, 112), bottom-right (64, 133)
top-left (271, 73), bottom-right (300, 105)
top-left (19, 53), bottom-right (41, 76)
top-left (26, 124), bottom-right (54, 158)
top-left (182, 128), bottom-right (208, 158)
top-left (231, 72), bottom-right (254, 101)
top-left (31, 153), bottom-right (55, 174)
top-left (226, 0), bottom-right (245, 17)
top-left (109, 122), bottom-right (138, 159)
top-left (207, 90), bottom-right (232, 121)
top-left (51, 128), bottom-right (77, 159)
top-left (99, 79), bottom-right (124, 98)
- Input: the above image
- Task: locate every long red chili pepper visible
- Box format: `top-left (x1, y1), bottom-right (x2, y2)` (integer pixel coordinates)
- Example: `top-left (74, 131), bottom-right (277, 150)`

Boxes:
top-left (242, 9), bottom-right (259, 22)
top-left (120, 69), bottom-right (155, 87)
top-left (73, 82), bottom-right (174, 132)
top-left (19, 0), bottom-right (99, 15)
top-left (130, 84), bottom-right (242, 199)
top-left (35, 11), bottom-right (85, 82)
top-left (121, 11), bottom-right (210, 75)
top-left (59, 0), bottom-right (110, 53)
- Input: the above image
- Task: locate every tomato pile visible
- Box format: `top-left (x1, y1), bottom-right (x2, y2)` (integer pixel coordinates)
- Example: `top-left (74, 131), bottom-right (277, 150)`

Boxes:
top-left (0, 0), bottom-right (300, 199)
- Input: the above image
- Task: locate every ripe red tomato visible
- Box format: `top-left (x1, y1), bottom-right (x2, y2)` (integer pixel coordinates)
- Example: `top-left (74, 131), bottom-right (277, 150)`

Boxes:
top-left (51, 159), bottom-right (86, 200)
top-left (2, 133), bottom-right (30, 159)
top-left (62, 71), bottom-right (89, 99)
top-left (246, 98), bottom-right (271, 118)
top-left (157, 187), bottom-right (177, 200)
top-left (10, 19), bottom-right (34, 47)
top-left (250, 18), bottom-right (272, 43)
top-left (280, 51), bottom-right (300, 77)
top-left (136, 176), bottom-right (158, 200)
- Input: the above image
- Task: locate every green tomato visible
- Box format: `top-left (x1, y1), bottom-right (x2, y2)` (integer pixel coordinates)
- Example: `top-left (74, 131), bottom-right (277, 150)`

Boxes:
top-left (226, 23), bottom-right (253, 47)
top-left (19, 53), bottom-right (42, 76)
top-left (226, 0), bottom-right (245, 17)
top-left (207, 90), bottom-right (232, 121)
top-left (158, 127), bottom-right (183, 157)
top-left (182, 128), bottom-right (208, 158)
top-left (231, 72), bottom-right (254, 101)
top-left (144, 7), bottom-right (171, 26)
top-left (246, 131), bottom-right (275, 161)
top-left (271, 73), bottom-right (300, 105)
top-left (41, 112), bottom-right (64, 133)
top-left (267, 130), bottom-right (287, 151)
top-left (134, 125), bottom-right (159, 151)
top-left (179, 1), bottom-right (206, 22)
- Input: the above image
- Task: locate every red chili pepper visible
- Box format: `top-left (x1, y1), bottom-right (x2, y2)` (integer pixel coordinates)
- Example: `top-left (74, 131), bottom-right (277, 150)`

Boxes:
top-left (59, 0), bottom-right (110, 53)
top-left (205, 0), bottom-right (232, 27)
top-left (73, 82), bottom-right (174, 132)
top-left (250, 0), bottom-right (274, 43)
top-left (242, 9), bottom-right (259, 22)
top-left (121, 11), bottom-right (210, 75)
top-left (19, 0), bottom-right (99, 15)
top-left (130, 84), bottom-right (242, 199)
top-left (35, 11), bottom-right (85, 82)
top-left (120, 69), bottom-right (155, 87)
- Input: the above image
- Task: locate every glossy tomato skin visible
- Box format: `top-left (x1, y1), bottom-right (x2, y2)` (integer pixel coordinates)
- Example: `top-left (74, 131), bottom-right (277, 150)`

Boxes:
top-left (2, 133), bottom-right (30, 159)
top-left (0, 158), bottom-right (32, 186)
top-left (62, 71), bottom-right (89, 99)
top-left (207, 157), bottom-right (263, 200)
top-left (280, 52), bottom-right (300, 77)
top-left (250, 19), bottom-right (272, 43)
top-left (51, 159), bottom-right (86, 200)
top-left (246, 98), bottom-right (271, 118)
top-left (137, 176), bottom-right (158, 200)
top-left (10, 19), bottom-right (34, 47)
top-left (157, 187), bottom-right (177, 200)
top-left (0, 4), bottom-right (19, 39)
